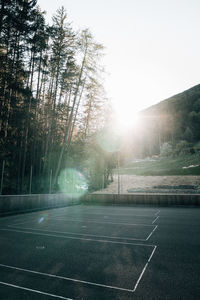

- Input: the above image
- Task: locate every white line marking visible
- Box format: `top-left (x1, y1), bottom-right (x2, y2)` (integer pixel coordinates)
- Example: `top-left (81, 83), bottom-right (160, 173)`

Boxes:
top-left (133, 245), bottom-right (157, 292)
top-left (155, 210), bottom-right (160, 216)
top-left (0, 281), bottom-right (73, 299)
top-left (9, 220), bottom-right (38, 226)
top-left (152, 216), bottom-right (159, 224)
top-left (0, 245), bottom-right (157, 293)
top-left (0, 215), bottom-right (38, 224)
top-left (0, 207), bottom-right (64, 223)
top-left (8, 225), bottom-right (148, 241)
top-left (146, 225), bottom-right (158, 241)
top-left (53, 217), bottom-right (154, 227)
top-left (91, 207), bottom-right (158, 212)
top-left (0, 264), bottom-right (133, 293)
top-left (0, 228), bottom-right (155, 247)
top-left (56, 212), bottom-right (156, 217)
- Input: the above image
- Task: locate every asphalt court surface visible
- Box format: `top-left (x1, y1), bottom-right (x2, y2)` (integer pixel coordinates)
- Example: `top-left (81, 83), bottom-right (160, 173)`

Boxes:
top-left (0, 204), bottom-right (199, 299)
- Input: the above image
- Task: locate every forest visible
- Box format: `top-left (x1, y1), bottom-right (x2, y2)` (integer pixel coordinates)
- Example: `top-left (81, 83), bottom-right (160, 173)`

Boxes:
top-left (0, 0), bottom-right (114, 195)
top-left (1, 1), bottom-right (200, 195)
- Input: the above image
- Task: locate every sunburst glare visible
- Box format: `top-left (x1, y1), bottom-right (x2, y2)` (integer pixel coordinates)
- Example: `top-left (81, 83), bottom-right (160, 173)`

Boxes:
top-left (112, 100), bottom-right (141, 133)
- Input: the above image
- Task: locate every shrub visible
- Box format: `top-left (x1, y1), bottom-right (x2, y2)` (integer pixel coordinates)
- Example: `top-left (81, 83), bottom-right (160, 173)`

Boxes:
top-left (174, 140), bottom-right (189, 156)
top-left (160, 142), bottom-right (173, 157)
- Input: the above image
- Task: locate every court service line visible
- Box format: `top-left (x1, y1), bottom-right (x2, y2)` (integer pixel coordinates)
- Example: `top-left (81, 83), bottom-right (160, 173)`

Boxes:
top-left (83, 208), bottom-right (158, 212)
top-left (0, 208), bottom-right (58, 223)
top-left (8, 219), bottom-right (39, 227)
top-left (54, 212), bottom-right (156, 217)
top-left (152, 216), bottom-right (159, 224)
top-left (0, 281), bottom-right (73, 299)
top-left (0, 264), bottom-right (133, 293)
top-left (146, 225), bottom-right (158, 241)
top-left (8, 225), bottom-right (150, 242)
top-left (133, 245), bottom-right (157, 292)
top-left (53, 217), bottom-right (154, 227)
top-left (0, 246), bottom-right (157, 294)
top-left (0, 214), bottom-right (38, 223)
top-left (0, 228), bottom-right (156, 247)
top-left (10, 218), bottom-right (155, 227)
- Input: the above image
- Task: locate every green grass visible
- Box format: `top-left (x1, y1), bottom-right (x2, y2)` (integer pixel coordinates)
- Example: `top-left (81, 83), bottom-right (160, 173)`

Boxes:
top-left (116, 154), bottom-right (200, 176)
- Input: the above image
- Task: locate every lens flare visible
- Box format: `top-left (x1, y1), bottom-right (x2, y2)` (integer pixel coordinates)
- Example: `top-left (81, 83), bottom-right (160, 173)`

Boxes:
top-left (97, 128), bottom-right (121, 152)
top-left (38, 217), bottom-right (44, 224)
top-left (38, 212), bottom-right (49, 224)
top-left (58, 168), bottom-right (88, 197)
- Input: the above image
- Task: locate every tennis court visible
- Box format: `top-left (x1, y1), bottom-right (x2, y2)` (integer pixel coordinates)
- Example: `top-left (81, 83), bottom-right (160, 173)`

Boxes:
top-left (0, 204), bottom-right (199, 299)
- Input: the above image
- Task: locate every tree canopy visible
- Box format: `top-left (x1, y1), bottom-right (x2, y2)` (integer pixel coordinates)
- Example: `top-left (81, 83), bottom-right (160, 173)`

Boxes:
top-left (0, 1), bottom-right (112, 195)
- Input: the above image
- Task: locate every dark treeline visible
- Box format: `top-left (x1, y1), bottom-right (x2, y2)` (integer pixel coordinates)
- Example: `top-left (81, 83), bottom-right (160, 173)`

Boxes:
top-left (0, 0), bottom-right (113, 194)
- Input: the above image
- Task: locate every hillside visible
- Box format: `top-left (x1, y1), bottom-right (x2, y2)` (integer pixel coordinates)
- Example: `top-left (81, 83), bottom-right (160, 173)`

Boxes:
top-left (118, 154), bottom-right (200, 176)
top-left (141, 84), bottom-right (200, 143)
top-left (124, 84), bottom-right (200, 159)
top-left (142, 84), bottom-right (200, 116)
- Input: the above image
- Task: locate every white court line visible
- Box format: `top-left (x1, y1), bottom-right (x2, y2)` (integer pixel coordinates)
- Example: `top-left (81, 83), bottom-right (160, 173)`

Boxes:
top-left (53, 217), bottom-right (154, 227)
top-left (0, 228), bottom-right (155, 247)
top-left (0, 208), bottom-right (57, 222)
top-left (54, 212), bottom-right (156, 217)
top-left (0, 214), bottom-right (38, 223)
top-left (0, 244), bottom-right (157, 293)
top-left (8, 220), bottom-right (39, 227)
top-left (0, 281), bottom-right (73, 299)
top-left (8, 225), bottom-right (152, 242)
top-left (146, 226), bottom-right (158, 241)
top-left (79, 207), bottom-right (159, 212)
top-left (152, 216), bottom-right (160, 224)
top-left (10, 217), bottom-right (155, 227)
top-left (51, 210), bottom-right (85, 217)
top-left (155, 210), bottom-right (160, 216)
top-left (0, 263), bottom-right (133, 293)
top-left (133, 245), bottom-right (157, 292)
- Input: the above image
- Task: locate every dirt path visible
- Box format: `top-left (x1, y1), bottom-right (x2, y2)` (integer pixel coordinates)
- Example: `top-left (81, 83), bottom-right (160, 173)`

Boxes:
top-left (93, 175), bottom-right (200, 194)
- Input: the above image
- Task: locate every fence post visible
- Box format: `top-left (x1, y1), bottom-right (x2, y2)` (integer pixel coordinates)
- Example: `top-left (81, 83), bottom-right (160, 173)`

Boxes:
top-left (102, 174), bottom-right (104, 190)
top-left (0, 160), bottom-right (5, 195)
top-left (49, 169), bottom-right (52, 194)
top-left (117, 152), bottom-right (120, 195)
top-left (29, 165), bottom-right (32, 194)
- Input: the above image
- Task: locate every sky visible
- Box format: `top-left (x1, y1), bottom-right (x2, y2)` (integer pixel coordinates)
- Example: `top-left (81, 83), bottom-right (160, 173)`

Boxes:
top-left (38, 0), bottom-right (200, 126)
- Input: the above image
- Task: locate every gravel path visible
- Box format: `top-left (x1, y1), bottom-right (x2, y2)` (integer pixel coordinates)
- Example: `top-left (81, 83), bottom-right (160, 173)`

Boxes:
top-left (93, 175), bottom-right (200, 194)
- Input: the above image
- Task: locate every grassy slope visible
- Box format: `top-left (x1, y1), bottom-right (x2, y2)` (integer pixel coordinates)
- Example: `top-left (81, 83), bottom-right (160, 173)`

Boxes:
top-left (117, 154), bottom-right (200, 176)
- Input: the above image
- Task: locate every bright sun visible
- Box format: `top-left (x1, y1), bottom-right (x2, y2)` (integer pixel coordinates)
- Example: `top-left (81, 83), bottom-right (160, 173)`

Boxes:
top-left (113, 100), bottom-right (140, 132)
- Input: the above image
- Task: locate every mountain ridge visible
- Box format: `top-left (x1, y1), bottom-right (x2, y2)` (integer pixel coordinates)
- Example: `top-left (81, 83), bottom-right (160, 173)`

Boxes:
top-left (141, 84), bottom-right (200, 115)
